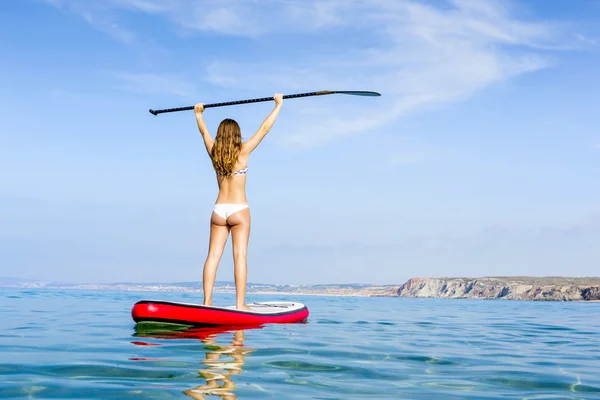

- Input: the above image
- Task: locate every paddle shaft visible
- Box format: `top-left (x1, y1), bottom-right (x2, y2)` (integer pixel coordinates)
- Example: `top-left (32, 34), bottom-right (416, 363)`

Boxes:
top-left (148, 90), bottom-right (380, 115)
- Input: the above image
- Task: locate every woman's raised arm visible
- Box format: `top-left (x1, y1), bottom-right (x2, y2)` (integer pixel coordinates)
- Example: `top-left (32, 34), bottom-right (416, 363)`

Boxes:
top-left (242, 94), bottom-right (283, 155)
top-left (194, 103), bottom-right (214, 156)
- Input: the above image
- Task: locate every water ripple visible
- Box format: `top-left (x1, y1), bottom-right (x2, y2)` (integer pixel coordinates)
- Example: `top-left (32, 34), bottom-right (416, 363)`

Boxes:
top-left (1, 288), bottom-right (599, 399)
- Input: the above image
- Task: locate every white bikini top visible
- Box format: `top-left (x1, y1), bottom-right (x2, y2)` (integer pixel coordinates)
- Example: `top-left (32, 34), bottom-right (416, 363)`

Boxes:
top-left (216, 166), bottom-right (248, 176)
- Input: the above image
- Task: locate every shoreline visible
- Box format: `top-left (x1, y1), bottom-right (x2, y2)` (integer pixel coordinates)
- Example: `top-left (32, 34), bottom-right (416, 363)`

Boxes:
top-left (3, 286), bottom-right (599, 302)
top-left (3, 276), bottom-right (600, 301)
top-left (0, 286), bottom-right (378, 297)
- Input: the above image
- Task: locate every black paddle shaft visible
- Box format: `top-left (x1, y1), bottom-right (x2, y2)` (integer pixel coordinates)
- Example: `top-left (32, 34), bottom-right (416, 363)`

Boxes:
top-left (148, 90), bottom-right (381, 115)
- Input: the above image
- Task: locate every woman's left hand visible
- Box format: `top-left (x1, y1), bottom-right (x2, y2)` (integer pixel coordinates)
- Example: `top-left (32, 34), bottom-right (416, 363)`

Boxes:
top-left (194, 103), bottom-right (205, 114)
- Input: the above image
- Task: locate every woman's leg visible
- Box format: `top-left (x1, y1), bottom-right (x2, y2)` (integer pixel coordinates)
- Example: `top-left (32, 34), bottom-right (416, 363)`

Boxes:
top-left (226, 208), bottom-right (251, 310)
top-left (203, 212), bottom-right (230, 306)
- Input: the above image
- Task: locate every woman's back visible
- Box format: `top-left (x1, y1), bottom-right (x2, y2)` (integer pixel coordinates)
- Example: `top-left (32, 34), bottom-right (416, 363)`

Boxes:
top-left (214, 154), bottom-right (250, 204)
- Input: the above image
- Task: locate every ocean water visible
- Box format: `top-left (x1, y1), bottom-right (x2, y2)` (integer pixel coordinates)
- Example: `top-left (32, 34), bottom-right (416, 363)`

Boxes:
top-left (1, 288), bottom-right (600, 399)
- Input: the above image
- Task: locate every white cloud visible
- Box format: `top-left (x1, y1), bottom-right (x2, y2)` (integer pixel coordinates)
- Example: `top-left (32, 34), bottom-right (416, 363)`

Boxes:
top-left (81, 10), bottom-right (135, 44)
top-left (188, 0), bottom-right (565, 148)
top-left (41, 0), bottom-right (137, 43)
top-left (108, 0), bottom-right (171, 14)
top-left (112, 72), bottom-right (196, 96)
top-left (42, 0), bottom-right (588, 148)
top-left (163, 0), bottom-right (353, 36)
top-left (574, 34), bottom-right (599, 47)
top-left (43, 0), bottom-right (351, 37)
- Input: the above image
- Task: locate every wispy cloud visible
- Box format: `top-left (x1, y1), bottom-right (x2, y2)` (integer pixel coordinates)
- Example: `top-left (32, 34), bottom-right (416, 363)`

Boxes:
top-left (42, 0), bottom-right (589, 148)
top-left (43, 0), bottom-right (349, 37)
top-left (42, 0), bottom-right (137, 43)
top-left (574, 34), bottom-right (599, 47)
top-left (112, 72), bottom-right (196, 96)
top-left (190, 0), bottom-right (572, 148)
top-left (81, 11), bottom-right (135, 44)
top-left (120, 0), bottom-right (349, 36)
top-left (109, 0), bottom-right (171, 14)
top-left (204, 62), bottom-right (333, 92)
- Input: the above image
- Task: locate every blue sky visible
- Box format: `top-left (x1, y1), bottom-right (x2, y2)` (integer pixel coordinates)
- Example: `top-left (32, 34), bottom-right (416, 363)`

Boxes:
top-left (1, 0), bottom-right (599, 285)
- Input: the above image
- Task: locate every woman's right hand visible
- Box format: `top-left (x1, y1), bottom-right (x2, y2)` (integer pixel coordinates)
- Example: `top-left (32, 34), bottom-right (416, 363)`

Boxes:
top-left (194, 103), bottom-right (205, 114)
top-left (274, 93), bottom-right (283, 106)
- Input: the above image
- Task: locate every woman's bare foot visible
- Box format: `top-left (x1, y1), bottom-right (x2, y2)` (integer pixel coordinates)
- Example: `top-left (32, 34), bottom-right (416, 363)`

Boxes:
top-left (236, 304), bottom-right (252, 311)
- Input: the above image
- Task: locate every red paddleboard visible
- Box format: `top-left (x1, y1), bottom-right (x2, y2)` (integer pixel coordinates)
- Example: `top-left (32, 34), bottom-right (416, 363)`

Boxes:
top-left (131, 300), bottom-right (309, 326)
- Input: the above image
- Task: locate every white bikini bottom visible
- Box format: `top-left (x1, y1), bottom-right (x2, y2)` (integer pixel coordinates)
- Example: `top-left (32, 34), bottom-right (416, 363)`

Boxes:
top-left (213, 204), bottom-right (249, 219)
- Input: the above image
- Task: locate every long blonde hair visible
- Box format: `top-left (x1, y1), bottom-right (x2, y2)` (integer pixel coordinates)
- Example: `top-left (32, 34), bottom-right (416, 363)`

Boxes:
top-left (211, 118), bottom-right (242, 176)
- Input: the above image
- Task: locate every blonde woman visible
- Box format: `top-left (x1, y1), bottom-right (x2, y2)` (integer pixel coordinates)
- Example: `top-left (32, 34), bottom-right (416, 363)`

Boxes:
top-left (194, 94), bottom-right (283, 311)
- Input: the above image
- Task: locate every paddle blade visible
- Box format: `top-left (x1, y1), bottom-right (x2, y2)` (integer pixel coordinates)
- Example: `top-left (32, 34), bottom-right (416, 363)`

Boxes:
top-left (334, 91), bottom-right (381, 96)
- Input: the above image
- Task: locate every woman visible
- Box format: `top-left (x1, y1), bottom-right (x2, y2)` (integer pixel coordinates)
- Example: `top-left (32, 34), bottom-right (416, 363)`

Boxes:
top-left (194, 94), bottom-right (283, 311)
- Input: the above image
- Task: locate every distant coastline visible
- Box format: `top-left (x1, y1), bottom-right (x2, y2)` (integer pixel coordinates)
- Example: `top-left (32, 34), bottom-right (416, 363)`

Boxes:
top-left (395, 277), bottom-right (600, 302)
top-left (2, 276), bottom-right (599, 301)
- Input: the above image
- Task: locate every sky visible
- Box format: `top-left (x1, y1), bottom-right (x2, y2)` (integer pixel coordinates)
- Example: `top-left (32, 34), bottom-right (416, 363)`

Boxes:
top-left (1, 0), bottom-right (599, 285)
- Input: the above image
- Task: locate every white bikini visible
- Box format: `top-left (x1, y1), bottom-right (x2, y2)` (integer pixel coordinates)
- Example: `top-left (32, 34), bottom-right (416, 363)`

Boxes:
top-left (213, 166), bottom-right (249, 219)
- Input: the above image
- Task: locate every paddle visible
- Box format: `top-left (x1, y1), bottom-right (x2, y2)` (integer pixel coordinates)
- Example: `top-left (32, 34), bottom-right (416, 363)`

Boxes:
top-left (148, 90), bottom-right (381, 115)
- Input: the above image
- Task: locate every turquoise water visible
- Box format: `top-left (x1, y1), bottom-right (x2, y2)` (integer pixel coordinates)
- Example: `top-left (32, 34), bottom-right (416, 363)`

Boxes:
top-left (1, 288), bottom-right (600, 399)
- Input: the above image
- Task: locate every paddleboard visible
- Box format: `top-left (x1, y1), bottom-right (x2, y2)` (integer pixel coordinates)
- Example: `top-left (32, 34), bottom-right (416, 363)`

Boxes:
top-left (131, 300), bottom-right (309, 326)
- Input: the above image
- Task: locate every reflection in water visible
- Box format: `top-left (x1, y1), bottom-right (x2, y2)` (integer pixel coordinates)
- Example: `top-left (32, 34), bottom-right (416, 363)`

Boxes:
top-left (132, 324), bottom-right (259, 399)
top-left (184, 329), bottom-right (254, 399)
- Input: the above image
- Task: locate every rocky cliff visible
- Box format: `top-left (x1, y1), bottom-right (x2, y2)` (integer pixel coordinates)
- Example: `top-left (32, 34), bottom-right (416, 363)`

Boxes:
top-left (395, 277), bottom-right (600, 301)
